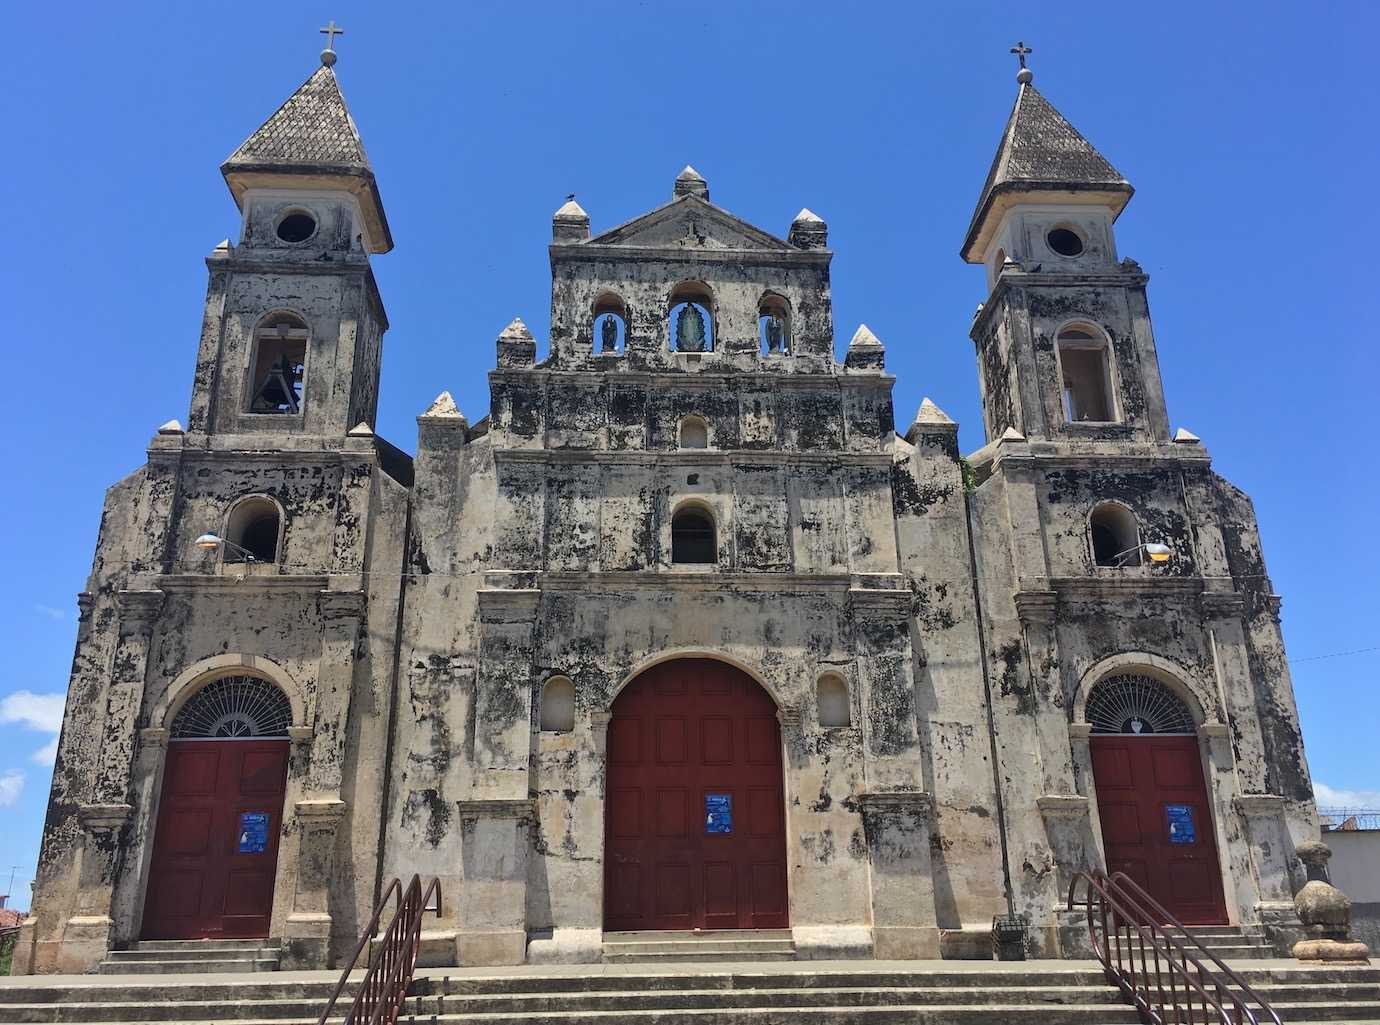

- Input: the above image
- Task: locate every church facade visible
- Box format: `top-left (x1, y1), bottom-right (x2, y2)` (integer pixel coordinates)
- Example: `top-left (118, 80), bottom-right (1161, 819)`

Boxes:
top-left (17, 53), bottom-right (1321, 974)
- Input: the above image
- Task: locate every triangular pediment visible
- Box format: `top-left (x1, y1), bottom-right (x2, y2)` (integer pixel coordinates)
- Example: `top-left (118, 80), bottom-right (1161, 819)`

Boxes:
top-left (585, 196), bottom-right (795, 252)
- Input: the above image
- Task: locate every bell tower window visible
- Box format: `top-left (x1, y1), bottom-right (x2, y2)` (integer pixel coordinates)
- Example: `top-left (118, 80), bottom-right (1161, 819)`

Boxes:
top-left (1057, 324), bottom-right (1116, 424)
top-left (1090, 502), bottom-right (1140, 567)
top-left (247, 313), bottom-right (308, 415)
top-left (224, 496), bottom-right (283, 564)
top-left (671, 505), bottom-right (716, 564)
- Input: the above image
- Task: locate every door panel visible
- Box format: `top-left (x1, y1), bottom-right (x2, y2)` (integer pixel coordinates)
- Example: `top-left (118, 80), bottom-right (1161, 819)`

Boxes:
top-left (603, 659), bottom-right (789, 931)
top-left (1091, 734), bottom-right (1228, 925)
top-left (143, 739), bottom-right (288, 939)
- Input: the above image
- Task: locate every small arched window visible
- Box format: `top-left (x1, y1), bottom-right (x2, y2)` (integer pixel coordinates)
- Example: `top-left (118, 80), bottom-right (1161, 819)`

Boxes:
top-left (1057, 324), bottom-right (1116, 424)
top-left (225, 496), bottom-right (282, 564)
top-left (671, 506), bottom-right (716, 564)
top-left (758, 293), bottom-right (791, 355)
top-left (539, 676), bottom-right (575, 732)
top-left (669, 282), bottom-right (714, 353)
top-left (248, 313), bottom-right (308, 414)
top-left (1090, 502), bottom-right (1140, 567)
top-left (593, 292), bottom-right (627, 354)
top-left (679, 415), bottom-right (709, 450)
top-left (817, 674), bottom-right (851, 728)
top-left (1087, 674), bottom-right (1195, 735)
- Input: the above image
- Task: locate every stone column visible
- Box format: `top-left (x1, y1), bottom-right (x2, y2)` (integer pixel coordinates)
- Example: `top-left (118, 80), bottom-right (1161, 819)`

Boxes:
top-left (1233, 793), bottom-right (1306, 952)
top-left (64, 588), bottom-right (163, 968)
top-left (279, 590), bottom-right (363, 968)
top-left (455, 798), bottom-right (535, 966)
top-left (308, 589), bottom-right (366, 793)
top-left (859, 791), bottom-right (938, 958)
top-left (280, 796), bottom-right (348, 970)
top-left (1202, 592), bottom-right (1269, 792)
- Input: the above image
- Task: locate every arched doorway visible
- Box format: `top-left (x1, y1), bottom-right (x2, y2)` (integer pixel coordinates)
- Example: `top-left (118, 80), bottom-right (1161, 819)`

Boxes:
top-left (1087, 673), bottom-right (1228, 924)
top-left (142, 675), bottom-right (292, 939)
top-left (604, 659), bottom-right (788, 931)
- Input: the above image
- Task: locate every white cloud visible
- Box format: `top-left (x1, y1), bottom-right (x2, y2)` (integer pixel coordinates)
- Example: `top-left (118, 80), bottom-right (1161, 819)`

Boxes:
top-left (0, 691), bottom-right (65, 765)
top-left (31, 735), bottom-right (58, 766)
top-left (0, 771), bottom-right (24, 808)
top-left (1314, 782), bottom-right (1380, 809)
top-left (32, 604), bottom-right (65, 622)
top-left (0, 692), bottom-right (64, 734)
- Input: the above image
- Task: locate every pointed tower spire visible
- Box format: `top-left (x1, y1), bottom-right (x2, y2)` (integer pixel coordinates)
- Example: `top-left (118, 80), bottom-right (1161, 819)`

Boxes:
top-left (961, 71), bottom-right (1131, 262)
top-left (221, 60), bottom-right (392, 253)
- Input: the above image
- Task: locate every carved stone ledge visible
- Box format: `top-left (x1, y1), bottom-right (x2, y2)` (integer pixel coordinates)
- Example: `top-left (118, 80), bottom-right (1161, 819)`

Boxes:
top-left (317, 590), bottom-right (366, 624)
top-left (457, 798), bottom-right (537, 822)
top-left (76, 592), bottom-right (95, 622)
top-left (139, 727), bottom-right (170, 750)
top-left (78, 804), bottom-right (133, 834)
top-left (1037, 794), bottom-right (1090, 820)
top-left (477, 589), bottom-right (542, 624)
top-left (295, 798), bottom-right (348, 824)
top-left (1267, 595), bottom-right (1283, 623)
top-left (116, 589), bottom-right (165, 632)
top-left (1234, 794), bottom-right (1288, 818)
top-left (858, 791), bottom-right (934, 818)
top-left (288, 726), bottom-right (315, 747)
top-left (1014, 590), bottom-right (1058, 627)
top-left (1068, 723), bottom-right (1093, 741)
top-left (1199, 721), bottom-right (1231, 741)
top-left (1201, 591), bottom-right (1246, 619)
top-left (776, 708), bottom-right (803, 731)
top-left (848, 588), bottom-right (912, 620)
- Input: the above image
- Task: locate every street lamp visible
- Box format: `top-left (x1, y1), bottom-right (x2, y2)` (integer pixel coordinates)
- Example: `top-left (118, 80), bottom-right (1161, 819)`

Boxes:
top-left (1112, 542), bottom-right (1174, 567)
top-left (194, 533), bottom-right (258, 563)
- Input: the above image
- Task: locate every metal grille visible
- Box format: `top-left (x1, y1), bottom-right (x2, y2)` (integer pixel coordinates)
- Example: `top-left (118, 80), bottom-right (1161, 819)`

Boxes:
top-left (1086, 674), bottom-right (1194, 735)
top-left (171, 675), bottom-right (292, 739)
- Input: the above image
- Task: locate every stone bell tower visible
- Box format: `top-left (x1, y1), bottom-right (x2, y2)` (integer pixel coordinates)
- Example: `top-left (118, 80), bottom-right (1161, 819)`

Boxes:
top-left (186, 44), bottom-right (392, 440)
top-left (961, 58), bottom-right (1172, 447)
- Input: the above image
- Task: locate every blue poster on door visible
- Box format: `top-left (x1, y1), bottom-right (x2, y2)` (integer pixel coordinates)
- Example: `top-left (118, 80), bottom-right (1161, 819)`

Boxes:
top-left (1165, 804), bottom-right (1195, 845)
top-left (705, 794), bottom-right (732, 834)
top-left (238, 812), bottom-right (269, 854)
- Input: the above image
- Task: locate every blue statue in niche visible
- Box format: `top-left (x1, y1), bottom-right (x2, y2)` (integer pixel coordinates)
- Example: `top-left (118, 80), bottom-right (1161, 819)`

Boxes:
top-left (600, 314), bottom-right (619, 352)
top-left (676, 303), bottom-right (707, 352)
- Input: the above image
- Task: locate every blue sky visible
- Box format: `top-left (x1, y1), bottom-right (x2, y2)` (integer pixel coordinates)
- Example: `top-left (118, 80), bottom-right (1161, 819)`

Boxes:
top-left (0, 3), bottom-right (1375, 909)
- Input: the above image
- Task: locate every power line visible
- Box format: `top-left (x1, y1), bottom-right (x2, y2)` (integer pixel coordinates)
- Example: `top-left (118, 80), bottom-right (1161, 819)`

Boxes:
top-left (1289, 645), bottom-right (1380, 665)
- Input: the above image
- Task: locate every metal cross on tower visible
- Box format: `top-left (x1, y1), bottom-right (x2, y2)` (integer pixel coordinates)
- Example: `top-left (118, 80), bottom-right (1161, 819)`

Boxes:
top-left (320, 20), bottom-right (345, 51)
top-left (1009, 40), bottom-right (1032, 70)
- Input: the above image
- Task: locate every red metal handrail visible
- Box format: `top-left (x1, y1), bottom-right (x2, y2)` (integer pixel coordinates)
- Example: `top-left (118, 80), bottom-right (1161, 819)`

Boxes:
top-left (1069, 869), bottom-right (1280, 1025)
top-left (316, 875), bottom-right (441, 1025)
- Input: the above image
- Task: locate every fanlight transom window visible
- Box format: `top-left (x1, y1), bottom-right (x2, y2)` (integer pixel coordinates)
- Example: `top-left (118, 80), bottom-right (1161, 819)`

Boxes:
top-left (1086, 674), bottom-right (1195, 735)
top-left (172, 675), bottom-right (293, 739)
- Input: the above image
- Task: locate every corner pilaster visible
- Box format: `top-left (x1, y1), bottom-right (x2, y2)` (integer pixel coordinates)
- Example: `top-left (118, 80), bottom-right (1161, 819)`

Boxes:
top-left (859, 791), bottom-right (939, 959)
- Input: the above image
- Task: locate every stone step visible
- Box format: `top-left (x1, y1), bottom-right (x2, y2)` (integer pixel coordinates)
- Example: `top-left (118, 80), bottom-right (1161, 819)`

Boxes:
top-left (94, 957), bottom-right (281, 975)
top-left (103, 946), bottom-right (281, 962)
top-left (604, 951), bottom-right (799, 964)
top-left (129, 939), bottom-right (278, 951)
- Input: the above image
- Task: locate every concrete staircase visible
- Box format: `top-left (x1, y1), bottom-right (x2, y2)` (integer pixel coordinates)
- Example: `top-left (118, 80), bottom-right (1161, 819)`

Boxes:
top-left (0, 960), bottom-right (1374, 1025)
top-left (1181, 924), bottom-right (1275, 960)
top-left (602, 929), bottom-right (795, 963)
top-left (96, 938), bottom-right (281, 975)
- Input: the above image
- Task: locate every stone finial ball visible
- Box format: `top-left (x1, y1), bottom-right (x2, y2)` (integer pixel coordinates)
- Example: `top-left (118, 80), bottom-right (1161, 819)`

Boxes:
top-left (320, 48), bottom-right (338, 68)
top-left (1016, 67), bottom-right (1033, 85)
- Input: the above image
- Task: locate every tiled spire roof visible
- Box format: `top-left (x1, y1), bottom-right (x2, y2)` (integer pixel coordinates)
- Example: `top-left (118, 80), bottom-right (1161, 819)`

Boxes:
top-left (222, 66), bottom-right (371, 172)
top-left (962, 82), bottom-right (1132, 260)
top-left (220, 62), bottom-right (392, 253)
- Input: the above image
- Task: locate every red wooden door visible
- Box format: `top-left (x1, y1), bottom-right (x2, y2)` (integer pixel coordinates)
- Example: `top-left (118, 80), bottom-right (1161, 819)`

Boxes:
top-left (143, 740), bottom-right (289, 939)
top-left (604, 659), bottom-right (788, 931)
top-left (1091, 734), bottom-right (1228, 925)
